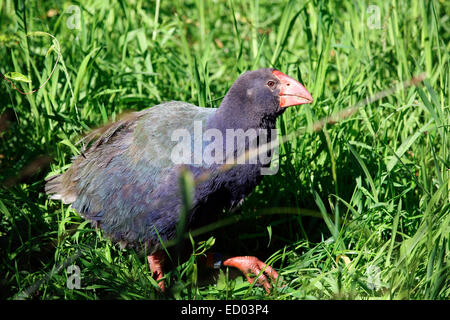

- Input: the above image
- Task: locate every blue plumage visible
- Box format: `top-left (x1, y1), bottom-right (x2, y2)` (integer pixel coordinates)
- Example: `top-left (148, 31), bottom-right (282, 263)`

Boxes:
top-left (46, 69), bottom-right (284, 251)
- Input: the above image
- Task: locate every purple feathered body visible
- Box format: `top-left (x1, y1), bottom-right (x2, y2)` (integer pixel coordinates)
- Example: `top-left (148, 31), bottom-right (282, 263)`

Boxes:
top-left (46, 68), bottom-right (283, 252)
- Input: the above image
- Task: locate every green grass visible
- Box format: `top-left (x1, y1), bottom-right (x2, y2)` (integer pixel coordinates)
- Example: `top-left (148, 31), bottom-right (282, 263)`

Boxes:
top-left (0, 0), bottom-right (449, 300)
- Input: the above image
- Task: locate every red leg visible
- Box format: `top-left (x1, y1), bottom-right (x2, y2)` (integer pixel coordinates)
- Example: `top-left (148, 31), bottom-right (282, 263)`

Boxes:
top-left (223, 256), bottom-right (279, 293)
top-left (147, 251), bottom-right (166, 292)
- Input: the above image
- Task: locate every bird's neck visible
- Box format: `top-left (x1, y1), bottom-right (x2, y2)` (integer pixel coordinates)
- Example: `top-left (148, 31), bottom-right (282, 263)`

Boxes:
top-left (208, 96), bottom-right (278, 133)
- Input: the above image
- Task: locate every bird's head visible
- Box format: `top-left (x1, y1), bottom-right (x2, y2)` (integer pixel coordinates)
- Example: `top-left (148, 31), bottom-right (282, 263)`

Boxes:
top-left (219, 68), bottom-right (313, 128)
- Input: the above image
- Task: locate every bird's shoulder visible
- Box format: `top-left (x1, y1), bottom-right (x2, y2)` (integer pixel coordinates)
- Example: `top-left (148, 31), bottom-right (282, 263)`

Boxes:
top-left (127, 101), bottom-right (216, 166)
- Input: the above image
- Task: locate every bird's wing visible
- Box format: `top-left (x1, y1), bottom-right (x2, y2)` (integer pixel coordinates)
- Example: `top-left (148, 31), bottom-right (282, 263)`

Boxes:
top-left (45, 101), bottom-right (215, 242)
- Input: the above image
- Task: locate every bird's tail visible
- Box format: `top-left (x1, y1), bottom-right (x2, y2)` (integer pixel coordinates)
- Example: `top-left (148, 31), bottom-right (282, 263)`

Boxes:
top-left (45, 172), bottom-right (77, 204)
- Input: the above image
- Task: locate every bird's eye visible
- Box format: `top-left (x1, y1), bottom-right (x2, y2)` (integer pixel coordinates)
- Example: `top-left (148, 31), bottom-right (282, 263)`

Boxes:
top-left (267, 80), bottom-right (275, 88)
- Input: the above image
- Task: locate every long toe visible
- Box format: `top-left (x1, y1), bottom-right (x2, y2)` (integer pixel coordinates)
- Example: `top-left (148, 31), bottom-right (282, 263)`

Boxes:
top-left (223, 256), bottom-right (279, 293)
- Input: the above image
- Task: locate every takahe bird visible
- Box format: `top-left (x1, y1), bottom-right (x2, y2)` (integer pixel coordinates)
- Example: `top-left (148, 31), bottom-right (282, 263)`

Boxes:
top-left (45, 68), bottom-right (312, 293)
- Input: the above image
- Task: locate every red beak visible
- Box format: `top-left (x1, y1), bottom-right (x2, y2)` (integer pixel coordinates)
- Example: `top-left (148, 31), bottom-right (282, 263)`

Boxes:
top-left (272, 70), bottom-right (313, 107)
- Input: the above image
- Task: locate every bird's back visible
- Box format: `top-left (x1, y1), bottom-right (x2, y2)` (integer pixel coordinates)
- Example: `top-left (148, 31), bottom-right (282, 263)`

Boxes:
top-left (46, 101), bottom-right (216, 247)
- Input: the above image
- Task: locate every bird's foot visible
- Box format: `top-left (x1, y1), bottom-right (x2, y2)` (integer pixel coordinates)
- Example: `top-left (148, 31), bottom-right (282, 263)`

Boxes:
top-left (223, 256), bottom-right (279, 293)
top-left (147, 251), bottom-right (165, 292)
